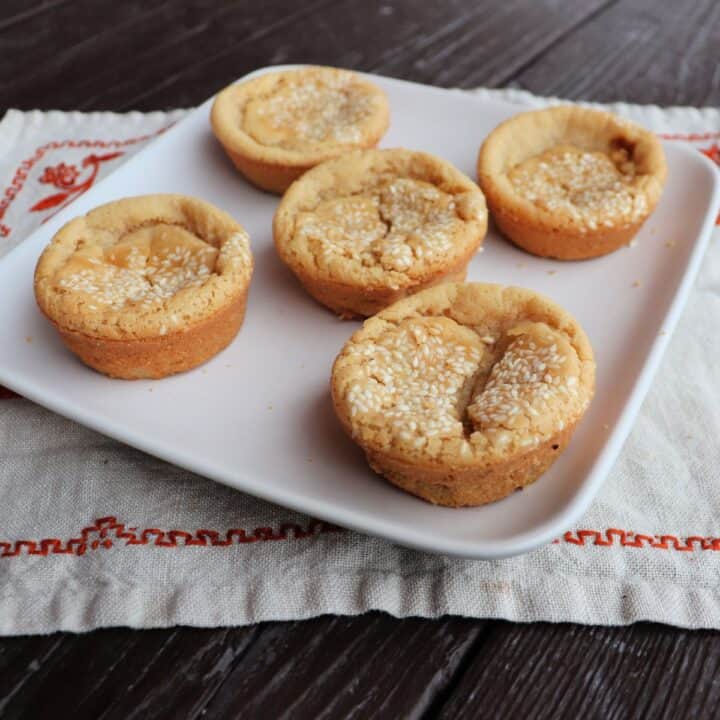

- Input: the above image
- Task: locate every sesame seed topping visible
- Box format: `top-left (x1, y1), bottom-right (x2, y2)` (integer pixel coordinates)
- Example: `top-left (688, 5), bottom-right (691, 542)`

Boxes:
top-left (52, 225), bottom-right (251, 313)
top-left (243, 70), bottom-right (381, 151)
top-left (508, 144), bottom-right (647, 228)
top-left (339, 317), bottom-right (590, 459)
top-left (296, 177), bottom-right (477, 277)
top-left (344, 318), bottom-right (481, 440)
top-left (467, 330), bottom-right (580, 443)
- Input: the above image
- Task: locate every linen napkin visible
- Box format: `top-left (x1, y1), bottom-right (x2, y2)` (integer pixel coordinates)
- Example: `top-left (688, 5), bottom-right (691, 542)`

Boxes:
top-left (0, 92), bottom-right (719, 635)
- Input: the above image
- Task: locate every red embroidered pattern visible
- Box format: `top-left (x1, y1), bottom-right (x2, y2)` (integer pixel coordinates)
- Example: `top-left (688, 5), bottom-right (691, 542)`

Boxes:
top-left (0, 515), bottom-right (341, 558)
top-left (557, 528), bottom-right (720, 551)
top-left (0, 126), bottom-right (171, 238)
top-left (39, 161), bottom-right (80, 189)
top-left (31, 152), bottom-right (124, 218)
top-left (658, 131), bottom-right (720, 141)
top-left (1, 519), bottom-right (718, 558)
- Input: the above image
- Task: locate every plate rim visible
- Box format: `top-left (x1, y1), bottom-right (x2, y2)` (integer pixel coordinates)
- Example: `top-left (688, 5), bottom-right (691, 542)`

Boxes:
top-left (0, 65), bottom-right (718, 559)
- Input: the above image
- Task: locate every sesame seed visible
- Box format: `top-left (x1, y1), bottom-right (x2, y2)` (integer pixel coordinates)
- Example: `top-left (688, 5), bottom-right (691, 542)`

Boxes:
top-left (249, 70), bottom-right (379, 149)
top-left (54, 229), bottom-right (250, 315)
top-left (508, 144), bottom-right (647, 229)
top-left (342, 318), bottom-right (588, 457)
top-left (296, 177), bottom-right (482, 278)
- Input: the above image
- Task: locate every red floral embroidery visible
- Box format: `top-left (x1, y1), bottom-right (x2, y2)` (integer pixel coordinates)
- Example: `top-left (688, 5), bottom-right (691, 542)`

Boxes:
top-left (39, 161), bottom-right (80, 188)
top-left (0, 125), bottom-right (172, 238)
top-left (31, 151), bottom-right (124, 215)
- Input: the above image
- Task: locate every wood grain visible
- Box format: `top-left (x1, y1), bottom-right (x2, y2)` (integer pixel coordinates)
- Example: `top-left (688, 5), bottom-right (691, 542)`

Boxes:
top-left (0, 618), bottom-right (488, 719)
top-left (514, 0), bottom-right (720, 105)
top-left (199, 615), bottom-right (487, 720)
top-left (0, 626), bottom-right (259, 719)
top-left (1, 1), bottom-right (719, 718)
top-left (435, 621), bottom-right (720, 720)
top-left (0, 0), bottom-right (73, 34)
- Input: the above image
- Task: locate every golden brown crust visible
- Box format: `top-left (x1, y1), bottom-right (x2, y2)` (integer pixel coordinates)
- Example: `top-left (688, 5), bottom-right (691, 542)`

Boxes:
top-left (291, 247), bottom-right (471, 319)
top-left (274, 148), bottom-right (487, 318)
top-left (34, 194), bottom-right (253, 379)
top-left (221, 148), bottom-right (315, 195)
top-left (477, 106), bottom-right (667, 260)
top-left (366, 422), bottom-right (576, 507)
top-left (331, 282), bottom-right (595, 507)
top-left (211, 66), bottom-right (390, 194)
top-left (487, 197), bottom-right (647, 260)
top-left (48, 288), bottom-right (248, 379)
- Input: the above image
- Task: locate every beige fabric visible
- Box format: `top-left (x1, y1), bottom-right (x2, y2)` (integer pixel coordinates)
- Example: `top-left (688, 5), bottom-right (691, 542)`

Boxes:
top-left (0, 94), bottom-right (719, 635)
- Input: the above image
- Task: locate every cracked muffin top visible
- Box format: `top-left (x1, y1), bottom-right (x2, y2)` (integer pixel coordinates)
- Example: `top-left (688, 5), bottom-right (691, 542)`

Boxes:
top-left (274, 148), bottom-right (487, 291)
top-left (34, 194), bottom-right (253, 341)
top-left (332, 282), bottom-right (595, 466)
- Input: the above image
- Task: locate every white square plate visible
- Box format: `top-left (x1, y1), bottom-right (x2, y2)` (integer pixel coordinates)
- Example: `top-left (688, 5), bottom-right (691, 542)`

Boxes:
top-left (1, 67), bottom-right (718, 559)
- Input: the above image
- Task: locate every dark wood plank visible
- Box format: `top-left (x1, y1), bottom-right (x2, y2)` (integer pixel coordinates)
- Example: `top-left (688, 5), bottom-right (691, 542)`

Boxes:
top-left (199, 614), bottom-right (487, 720)
top-left (3, 0), bottom-right (715, 111)
top-left (513, 0), bottom-right (720, 105)
top-left (436, 622), bottom-right (720, 720)
top-left (370, 0), bottom-right (614, 88)
top-left (0, 635), bottom-right (65, 715)
top-left (0, 0), bottom-right (74, 34)
top-left (0, 628), bottom-right (175, 719)
top-left (0, 626), bottom-right (259, 720)
top-left (0, 0), bottom-right (612, 112)
top-left (0, 0), bottom-right (171, 104)
top-left (86, 0), bottom-right (338, 112)
top-left (0, 0), bottom-right (336, 112)
top-left (92, 0), bottom-right (613, 110)
top-left (0, 617), bottom-right (485, 719)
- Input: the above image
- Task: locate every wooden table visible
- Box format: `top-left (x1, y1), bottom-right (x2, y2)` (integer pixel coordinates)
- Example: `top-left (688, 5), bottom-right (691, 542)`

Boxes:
top-left (1, 1), bottom-right (719, 717)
